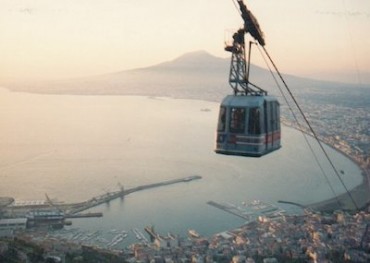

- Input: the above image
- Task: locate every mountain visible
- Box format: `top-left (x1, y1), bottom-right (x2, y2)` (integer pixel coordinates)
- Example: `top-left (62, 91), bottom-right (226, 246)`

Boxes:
top-left (4, 50), bottom-right (369, 104)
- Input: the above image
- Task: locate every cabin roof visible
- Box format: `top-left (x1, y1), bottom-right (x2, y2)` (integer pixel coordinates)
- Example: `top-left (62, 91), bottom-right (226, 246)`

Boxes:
top-left (220, 95), bottom-right (278, 107)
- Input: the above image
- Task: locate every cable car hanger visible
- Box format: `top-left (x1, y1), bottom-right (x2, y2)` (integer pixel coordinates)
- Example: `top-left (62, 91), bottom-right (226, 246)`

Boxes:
top-left (226, 0), bottom-right (267, 97)
top-left (215, 0), bottom-right (281, 157)
top-left (226, 30), bottom-right (266, 96)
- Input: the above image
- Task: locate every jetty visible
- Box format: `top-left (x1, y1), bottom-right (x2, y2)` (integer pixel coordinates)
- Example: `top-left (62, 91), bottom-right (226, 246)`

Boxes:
top-left (65, 175), bottom-right (201, 214)
top-left (207, 200), bottom-right (286, 222)
top-left (2, 175), bottom-right (202, 218)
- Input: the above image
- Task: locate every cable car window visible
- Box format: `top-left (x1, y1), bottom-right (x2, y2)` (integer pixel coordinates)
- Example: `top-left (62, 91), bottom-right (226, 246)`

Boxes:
top-left (248, 107), bottom-right (261, 135)
top-left (230, 107), bottom-right (245, 133)
top-left (271, 102), bottom-right (279, 131)
top-left (217, 106), bottom-right (226, 132)
top-left (277, 103), bottom-right (280, 130)
top-left (271, 103), bottom-right (276, 131)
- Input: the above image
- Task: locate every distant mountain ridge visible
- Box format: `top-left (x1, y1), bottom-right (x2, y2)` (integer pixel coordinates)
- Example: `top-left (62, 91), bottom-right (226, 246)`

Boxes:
top-left (4, 50), bottom-right (369, 103)
top-left (152, 50), bottom-right (226, 69)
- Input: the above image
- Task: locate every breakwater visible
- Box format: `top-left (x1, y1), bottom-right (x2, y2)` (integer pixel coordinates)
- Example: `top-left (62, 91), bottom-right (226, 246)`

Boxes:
top-left (2, 175), bottom-right (202, 217)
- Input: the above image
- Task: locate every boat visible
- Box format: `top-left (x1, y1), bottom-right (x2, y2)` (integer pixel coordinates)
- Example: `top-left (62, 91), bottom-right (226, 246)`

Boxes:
top-left (188, 229), bottom-right (200, 238)
top-left (133, 228), bottom-right (143, 240)
top-left (107, 232), bottom-right (128, 247)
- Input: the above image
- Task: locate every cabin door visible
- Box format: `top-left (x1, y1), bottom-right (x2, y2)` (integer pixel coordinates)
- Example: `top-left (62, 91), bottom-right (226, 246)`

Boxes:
top-left (264, 101), bottom-right (272, 151)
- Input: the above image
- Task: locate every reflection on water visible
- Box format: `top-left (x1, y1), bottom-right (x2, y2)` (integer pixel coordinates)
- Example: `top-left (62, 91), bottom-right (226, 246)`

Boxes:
top-left (0, 87), bottom-right (364, 242)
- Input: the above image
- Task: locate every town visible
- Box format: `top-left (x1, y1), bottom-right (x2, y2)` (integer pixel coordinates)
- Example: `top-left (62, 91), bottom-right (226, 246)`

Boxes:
top-left (281, 91), bottom-right (370, 176)
top-left (1, 206), bottom-right (369, 262)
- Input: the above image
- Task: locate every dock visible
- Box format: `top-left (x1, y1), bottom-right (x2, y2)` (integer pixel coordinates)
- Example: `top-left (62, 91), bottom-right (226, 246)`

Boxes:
top-left (2, 175), bottom-right (202, 218)
top-left (144, 226), bottom-right (158, 242)
top-left (66, 175), bottom-right (201, 214)
top-left (207, 200), bottom-right (286, 222)
top-left (65, 212), bottom-right (103, 218)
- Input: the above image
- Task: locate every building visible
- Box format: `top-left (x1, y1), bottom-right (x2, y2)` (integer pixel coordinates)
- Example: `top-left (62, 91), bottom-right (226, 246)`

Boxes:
top-left (26, 210), bottom-right (65, 229)
top-left (0, 218), bottom-right (27, 237)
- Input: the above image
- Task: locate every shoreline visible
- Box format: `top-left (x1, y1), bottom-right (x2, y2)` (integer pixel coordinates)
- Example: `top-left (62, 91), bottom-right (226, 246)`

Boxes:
top-left (306, 169), bottom-right (370, 212)
top-left (281, 121), bottom-right (370, 212)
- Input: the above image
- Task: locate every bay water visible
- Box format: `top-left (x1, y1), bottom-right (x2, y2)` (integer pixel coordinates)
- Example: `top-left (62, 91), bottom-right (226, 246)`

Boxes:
top-left (0, 87), bottom-right (363, 246)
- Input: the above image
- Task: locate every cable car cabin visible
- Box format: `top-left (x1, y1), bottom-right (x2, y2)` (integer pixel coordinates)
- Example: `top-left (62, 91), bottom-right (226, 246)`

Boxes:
top-left (215, 95), bottom-right (281, 157)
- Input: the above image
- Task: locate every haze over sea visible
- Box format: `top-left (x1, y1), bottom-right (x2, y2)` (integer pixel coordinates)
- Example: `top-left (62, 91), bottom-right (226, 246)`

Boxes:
top-left (0, 86), bottom-right (363, 245)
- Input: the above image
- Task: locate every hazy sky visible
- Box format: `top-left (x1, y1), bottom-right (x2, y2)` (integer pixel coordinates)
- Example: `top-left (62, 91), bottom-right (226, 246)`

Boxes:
top-left (1, 0), bottom-right (369, 83)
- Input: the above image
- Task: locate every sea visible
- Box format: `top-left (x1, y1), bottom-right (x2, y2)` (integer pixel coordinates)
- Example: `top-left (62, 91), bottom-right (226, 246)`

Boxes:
top-left (0, 87), bottom-right (363, 247)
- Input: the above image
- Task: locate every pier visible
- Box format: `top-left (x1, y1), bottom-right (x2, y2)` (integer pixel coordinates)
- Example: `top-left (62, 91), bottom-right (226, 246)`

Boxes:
top-left (66, 175), bottom-right (201, 214)
top-left (207, 200), bottom-right (286, 222)
top-left (2, 175), bottom-right (202, 218)
top-left (144, 226), bottom-right (159, 242)
top-left (65, 212), bottom-right (103, 219)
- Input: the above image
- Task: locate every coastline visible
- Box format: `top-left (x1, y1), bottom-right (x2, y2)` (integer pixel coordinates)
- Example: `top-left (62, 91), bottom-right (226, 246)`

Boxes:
top-left (306, 169), bottom-right (370, 212)
top-left (309, 159), bottom-right (369, 213)
top-left (307, 143), bottom-right (370, 212)
top-left (281, 120), bottom-right (370, 213)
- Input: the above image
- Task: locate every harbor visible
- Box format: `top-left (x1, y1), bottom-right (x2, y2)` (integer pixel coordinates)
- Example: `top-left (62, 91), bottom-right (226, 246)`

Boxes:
top-left (0, 175), bottom-right (202, 230)
top-left (207, 200), bottom-right (288, 222)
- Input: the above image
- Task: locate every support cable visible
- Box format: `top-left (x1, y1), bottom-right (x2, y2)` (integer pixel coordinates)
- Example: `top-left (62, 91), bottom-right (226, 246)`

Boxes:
top-left (256, 45), bottom-right (341, 206)
top-left (231, 0), bottom-right (241, 15)
top-left (261, 45), bottom-right (359, 211)
top-left (230, 0), bottom-right (357, 210)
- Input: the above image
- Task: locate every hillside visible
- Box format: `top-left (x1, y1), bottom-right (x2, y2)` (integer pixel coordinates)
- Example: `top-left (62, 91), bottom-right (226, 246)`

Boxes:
top-left (3, 50), bottom-right (369, 104)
